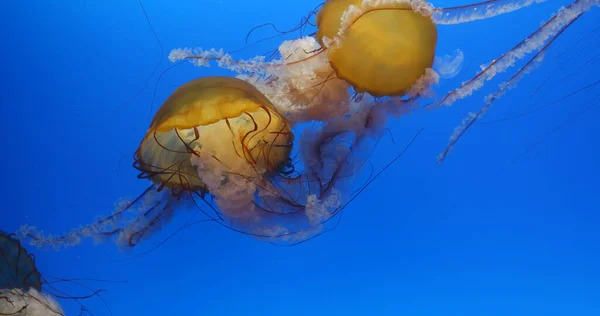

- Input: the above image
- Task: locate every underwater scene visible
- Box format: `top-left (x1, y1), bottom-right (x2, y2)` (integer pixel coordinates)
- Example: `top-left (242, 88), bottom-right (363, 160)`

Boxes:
top-left (1, 0), bottom-right (600, 315)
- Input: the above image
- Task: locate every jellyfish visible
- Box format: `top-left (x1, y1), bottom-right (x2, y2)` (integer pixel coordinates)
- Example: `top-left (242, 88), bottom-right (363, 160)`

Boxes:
top-left (20, 75), bottom-right (391, 249)
top-left (0, 231), bottom-right (107, 315)
top-left (168, 0), bottom-right (599, 162)
top-left (315, 0), bottom-right (438, 97)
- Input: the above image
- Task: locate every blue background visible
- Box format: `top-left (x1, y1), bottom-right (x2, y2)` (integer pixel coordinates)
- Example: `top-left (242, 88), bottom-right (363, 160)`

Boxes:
top-left (1, 0), bottom-right (599, 315)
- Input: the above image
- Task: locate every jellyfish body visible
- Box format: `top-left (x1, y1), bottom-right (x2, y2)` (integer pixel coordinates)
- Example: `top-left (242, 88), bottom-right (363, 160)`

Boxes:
top-left (134, 76), bottom-right (293, 193)
top-left (316, 0), bottom-right (438, 97)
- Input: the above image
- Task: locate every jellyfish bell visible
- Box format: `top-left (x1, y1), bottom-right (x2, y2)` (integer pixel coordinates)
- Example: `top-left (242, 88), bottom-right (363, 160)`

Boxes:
top-left (316, 0), bottom-right (438, 97)
top-left (134, 76), bottom-right (293, 194)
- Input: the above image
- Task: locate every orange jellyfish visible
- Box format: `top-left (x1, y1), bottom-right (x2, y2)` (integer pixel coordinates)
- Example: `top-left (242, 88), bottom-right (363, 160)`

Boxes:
top-left (315, 0), bottom-right (438, 97)
top-left (129, 76), bottom-right (294, 244)
top-left (168, 0), bottom-right (599, 162)
top-left (20, 76), bottom-right (390, 248)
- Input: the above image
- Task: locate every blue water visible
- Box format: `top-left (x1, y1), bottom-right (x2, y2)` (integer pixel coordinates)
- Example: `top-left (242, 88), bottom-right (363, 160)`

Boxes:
top-left (1, 0), bottom-right (599, 315)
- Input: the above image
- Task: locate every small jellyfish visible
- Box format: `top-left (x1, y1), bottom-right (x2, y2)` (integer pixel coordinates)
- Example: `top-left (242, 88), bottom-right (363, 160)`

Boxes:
top-left (1, 231), bottom-right (112, 315)
top-left (0, 231), bottom-right (63, 315)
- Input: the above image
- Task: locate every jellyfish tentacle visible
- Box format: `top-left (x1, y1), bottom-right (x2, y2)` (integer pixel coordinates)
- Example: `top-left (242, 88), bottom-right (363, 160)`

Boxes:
top-left (437, 11), bottom-right (584, 163)
top-left (17, 184), bottom-right (180, 250)
top-left (266, 126), bottom-right (423, 246)
top-left (432, 0), bottom-right (598, 109)
top-left (236, 2), bottom-right (324, 54)
top-left (247, 106), bottom-right (274, 165)
top-left (433, 0), bottom-right (547, 25)
top-left (483, 78), bottom-right (600, 124)
top-left (225, 118), bottom-right (244, 160)
top-left (135, 154), bottom-right (200, 193)
top-left (240, 112), bottom-right (260, 166)
top-left (169, 45), bottom-right (325, 78)
top-left (151, 131), bottom-right (189, 154)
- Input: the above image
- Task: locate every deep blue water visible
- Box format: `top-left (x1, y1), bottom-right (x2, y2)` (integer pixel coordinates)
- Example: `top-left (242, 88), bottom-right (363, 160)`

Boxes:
top-left (1, 0), bottom-right (599, 315)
